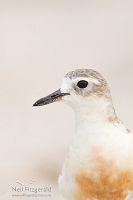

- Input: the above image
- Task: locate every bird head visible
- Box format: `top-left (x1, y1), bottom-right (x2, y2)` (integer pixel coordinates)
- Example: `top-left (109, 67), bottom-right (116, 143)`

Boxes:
top-left (33, 69), bottom-right (111, 110)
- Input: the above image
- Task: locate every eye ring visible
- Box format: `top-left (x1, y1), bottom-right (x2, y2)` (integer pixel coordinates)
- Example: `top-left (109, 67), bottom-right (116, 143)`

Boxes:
top-left (77, 80), bottom-right (88, 88)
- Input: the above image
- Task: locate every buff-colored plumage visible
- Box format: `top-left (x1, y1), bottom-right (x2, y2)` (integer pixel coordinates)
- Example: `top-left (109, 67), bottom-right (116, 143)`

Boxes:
top-left (34, 69), bottom-right (133, 200)
top-left (58, 69), bottom-right (133, 200)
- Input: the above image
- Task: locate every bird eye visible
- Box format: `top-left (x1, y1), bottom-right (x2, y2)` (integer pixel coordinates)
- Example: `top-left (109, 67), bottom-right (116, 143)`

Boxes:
top-left (77, 80), bottom-right (88, 88)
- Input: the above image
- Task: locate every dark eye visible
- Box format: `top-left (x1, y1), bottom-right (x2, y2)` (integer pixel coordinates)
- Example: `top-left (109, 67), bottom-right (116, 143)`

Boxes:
top-left (77, 80), bottom-right (88, 88)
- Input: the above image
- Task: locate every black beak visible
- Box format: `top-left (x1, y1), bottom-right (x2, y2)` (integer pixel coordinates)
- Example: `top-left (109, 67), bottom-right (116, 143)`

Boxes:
top-left (33, 89), bottom-right (70, 106)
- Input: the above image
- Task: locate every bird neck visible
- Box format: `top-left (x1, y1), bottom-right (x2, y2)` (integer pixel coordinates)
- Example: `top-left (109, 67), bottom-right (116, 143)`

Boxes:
top-left (74, 96), bottom-right (118, 128)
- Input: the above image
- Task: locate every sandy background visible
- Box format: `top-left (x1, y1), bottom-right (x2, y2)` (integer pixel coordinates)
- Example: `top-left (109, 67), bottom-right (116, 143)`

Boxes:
top-left (0, 0), bottom-right (133, 199)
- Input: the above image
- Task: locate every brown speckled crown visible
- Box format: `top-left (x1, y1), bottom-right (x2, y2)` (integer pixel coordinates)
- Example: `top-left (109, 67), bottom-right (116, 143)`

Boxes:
top-left (65, 69), bottom-right (105, 80)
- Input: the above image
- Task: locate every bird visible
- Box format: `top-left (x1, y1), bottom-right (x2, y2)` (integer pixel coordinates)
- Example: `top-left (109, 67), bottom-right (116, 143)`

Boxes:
top-left (33, 69), bottom-right (133, 200)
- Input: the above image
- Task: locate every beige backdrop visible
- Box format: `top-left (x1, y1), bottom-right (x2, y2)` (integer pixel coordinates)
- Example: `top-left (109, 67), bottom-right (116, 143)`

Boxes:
top-left (0, 0), bottom-right (133, 199)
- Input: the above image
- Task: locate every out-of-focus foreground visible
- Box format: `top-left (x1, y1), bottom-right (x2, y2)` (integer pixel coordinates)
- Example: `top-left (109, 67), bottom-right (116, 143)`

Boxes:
top-left (0, 0), bottom-right (133, 199)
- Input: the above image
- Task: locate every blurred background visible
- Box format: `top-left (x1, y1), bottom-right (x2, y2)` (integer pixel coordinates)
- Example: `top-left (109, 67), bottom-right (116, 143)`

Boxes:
top-left (0, 0), bottom-right (133, 199)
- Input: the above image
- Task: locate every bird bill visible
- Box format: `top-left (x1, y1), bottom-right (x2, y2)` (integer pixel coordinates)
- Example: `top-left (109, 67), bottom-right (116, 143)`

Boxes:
top-left (33, 89), bottom-right (70, 106)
